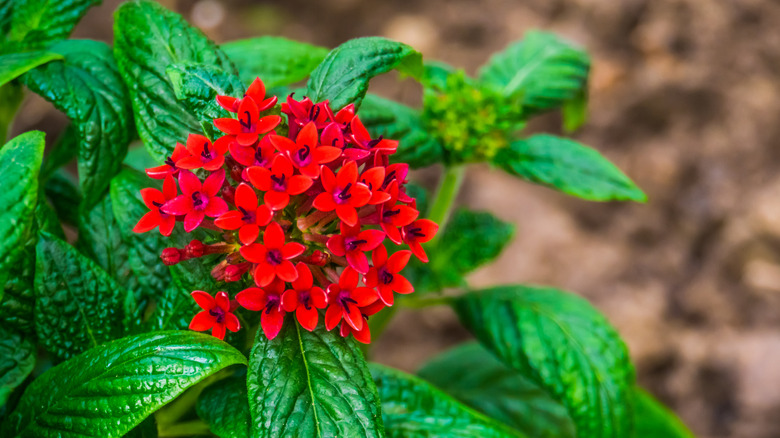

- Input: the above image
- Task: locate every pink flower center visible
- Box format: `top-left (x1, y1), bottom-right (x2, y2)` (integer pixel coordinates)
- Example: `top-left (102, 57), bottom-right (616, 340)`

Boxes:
top-left (238, 206), bottom-right (256, 224)
top-left (270, 173), bottom-right (287, 192)
top-left (337, 290), bottom-right (357, 308)
top-left (240, 110), bottom-right (254, 133)
top-left (266, 249), bottom-right (283, 265)
top-left (264, 295), bottom-right (280, 314)
top-left (209, 307), bottom-right (225, 323)
top-left (295, 145), bottom-right (312, 166)
top-left (334, 183), bottom-right (352, 204)
top-left (191, 192), bottom-right (209, 211)
top-left (379, 268), bottom-right (393, 285)
top-left (299, 291), bottom-right (312, 310)
top-left (200, 142), bottom-right (214, 161)
top-left (345, 237), bottom-right (367, 252)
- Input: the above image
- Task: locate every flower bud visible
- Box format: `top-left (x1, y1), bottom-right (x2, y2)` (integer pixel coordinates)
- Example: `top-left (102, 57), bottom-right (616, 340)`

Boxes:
top-left (161, 248), bottom-right (181, 265)
top-left (309, 250), bottom-right (329, 266)
top-left (186, 240), bottom-right (205, 258)
top-left (224, 265), bottom-right (242, 282)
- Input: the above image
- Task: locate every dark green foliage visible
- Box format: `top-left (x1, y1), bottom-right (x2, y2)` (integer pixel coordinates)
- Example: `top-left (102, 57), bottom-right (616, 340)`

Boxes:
top-left (5, 0), bottom-right (101, 49)
top-left (632, 387), bottom-right (694, 438)
top-left (43, 168), bottom-right (81, 226)
top-left (0, 51), bottom-right (62, 87)
top-left (0, 327), bottom-right (35, 407)
top-left (222, 36), bottom-right (329, 88)
top-left (197, 375), bottom-right (251, 438)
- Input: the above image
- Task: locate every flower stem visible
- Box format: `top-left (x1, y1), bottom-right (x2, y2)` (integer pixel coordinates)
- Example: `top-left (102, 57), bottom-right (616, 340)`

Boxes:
top-left (427, 165), bottom-right (465, 242)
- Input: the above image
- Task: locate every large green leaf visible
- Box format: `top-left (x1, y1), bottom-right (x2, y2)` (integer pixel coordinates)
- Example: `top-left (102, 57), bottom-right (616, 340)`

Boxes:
top-left (247, 317), bottom-right (384, 438)
top-left (197, 375), bottom-right (251, 438)
top-left (114, 0), bottom-right (236, 163)
top-left (77, 194), bottom-right (139, 293)
top-left (0, 327), bottom-right (35, 407)
top-left (222, 36), bottom-right (329, 88)
top-left (1, 331), bottom-right (247, 438)
top-left (143, 283), bottom-right (199, 333)
top-left (0, 51), bottom-right (62, 87)
top-left (0, 231), bottom-right (36, 335)
top-left (43, 168), bottom-right (81, 226)
top-left (479, 31), bottom-right (590, 115)
top-left (306, 37), bottom-right (423, 110)
top-left (493, 135), bottom-right (646, 202)
top-left (6, 0), bottom-right (100, 49)
top-left (370, 363), bottom-right (526, 437)
top-left (24, 39), bottom-right (133, 209)
top-left (34, 231), bottom-right (128, 361)
top-left (39, 124), bottom-right (78, 182)
top-left (0, 131), bottom-right (44, 287)
top-left (166, 62), bottom-right (245, 140)
top-left (632, 387), bottom-right (694, 438)
top-left (418, 342), bottom-right (575, 438)
top-left (110, 167), bottom-right (172, 303)
top-left (454, 285), bottom-right (636, 438)
top-left (358, 93), bottom-right (443, 168)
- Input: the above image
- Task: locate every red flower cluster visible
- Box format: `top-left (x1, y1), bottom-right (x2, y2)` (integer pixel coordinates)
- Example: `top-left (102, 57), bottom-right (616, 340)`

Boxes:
top-left (134, 77), bottom-right (437, 343)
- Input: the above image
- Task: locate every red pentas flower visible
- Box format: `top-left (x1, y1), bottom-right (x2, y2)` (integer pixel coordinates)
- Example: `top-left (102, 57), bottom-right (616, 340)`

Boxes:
top-left (189, 291), bottom-right (240, 340)
top-left (132, 76), bottom-right (437, 343)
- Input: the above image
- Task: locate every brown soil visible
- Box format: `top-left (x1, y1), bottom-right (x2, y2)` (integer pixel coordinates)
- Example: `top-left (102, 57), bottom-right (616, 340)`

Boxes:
top-left (13, 1), bottom-right (780, 437)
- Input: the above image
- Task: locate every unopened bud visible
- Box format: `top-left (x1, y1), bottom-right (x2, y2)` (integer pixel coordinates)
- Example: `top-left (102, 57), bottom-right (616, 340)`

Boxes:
top-left (309, 250), bottom-right (329, 266)
top-left (225, 265), bottom-right (242, 282)
top-left (221, 185), bottom-right (235, 205)
top-left (161, 248), bottom-right (181, 265)
top-left (186, 240), bottom-right (205, 258)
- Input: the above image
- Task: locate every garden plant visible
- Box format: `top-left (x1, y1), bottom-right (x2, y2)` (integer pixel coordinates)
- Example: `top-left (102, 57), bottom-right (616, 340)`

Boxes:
top-left (0, 0), bottom-right (696, 437)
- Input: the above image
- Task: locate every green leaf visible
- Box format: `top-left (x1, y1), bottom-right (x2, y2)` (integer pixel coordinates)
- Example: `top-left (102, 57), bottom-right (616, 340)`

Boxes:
top-left (114, 0), bottom-right (236, 163)
top-left (421, 60), bottom-right (457, 91)
top-left (197, 375), bottom-right (251, 438)
top-left (6, 0), bottom-right (100, 49)
top-left (143, 283), bottom-right (199, 333)
top-left (77, 194), bottom-right (139, 293)
top-left (633, 387), bottom-right (694, 438)
top-left (453, 285), bottom-right (636, 438)
top-left (0, 131), bottom-right (44, 287)
top-left (562, 88), bottom-right (588, 133)
top-left (2, 331), bottom-right (247, 438)
top-left (0, 51), bottom-right (62, 87)
top-left (306, 37), bottom-right (423, 110)
top-left (110, 167), bottom-right (173, 303)
top-left (23, 39), bottom-right (133, 209)
top-left (0, 0), bottom-right (13, 40)
top-left (370, 363), bottom-right (526, 437)
top-left (0, 327), bottom-right (35, 407)
top-left (34, 231), bottom-right (128, 361)
top-left (43, 169), bottom-right (81, 226)
top-left (358, 93), bottom-right (443, 168)
top-left (40, 123), bottom-right (78, 182)
top-left (479, 31), bottom-right (590, 115)
top-left (166, 62), bottom-right (245, 140)
top-left (493, 135), bottom-right (646, 202)
top-left (123, 144), bottom-right (160, 173)
top-left (35, 200), bottom-right (64, 239)
top-left (247, 318), bottom-right (384, 438)
top-left (0, 234), bottom-right (36, 335)
top-left (418, 342), bottom-right (575, 438)
top-left (222, 36), bottom-right (329, 88)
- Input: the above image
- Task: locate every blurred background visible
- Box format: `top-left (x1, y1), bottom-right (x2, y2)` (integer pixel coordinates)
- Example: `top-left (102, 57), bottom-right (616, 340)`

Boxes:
top-left (11, 0), bottom-right (780, 437)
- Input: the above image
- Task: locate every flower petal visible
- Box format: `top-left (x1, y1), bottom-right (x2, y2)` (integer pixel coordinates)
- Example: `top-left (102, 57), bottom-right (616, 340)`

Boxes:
top-left (276, 260), bottom-right (298, 282)
top-left (296, 306), bottom-right (319, 331)
top-left (177, 170), bottom-right (202, 195)
top-left (202, 168), bottom-right (226, 197)
top-left (214, 211), bottom-right (244, 230)
top-left (287, 175), bottom-right (313, 195)
top-left (239, 224), bottom-right (260, 245)
top-left (205, 197), bottom-right (228, 217)
top-left (161, 194), bottom-right (192, 216)
top-left (184, 210), bottom-right (206, 232)
top-left (236, 287), bottom-right (265, 311)
top-left (261, 311), bottom-right (285, 340)
top-left (189, 311), bottom-right (216, 331)
top-left (191, 290), bottom-right (216, 310)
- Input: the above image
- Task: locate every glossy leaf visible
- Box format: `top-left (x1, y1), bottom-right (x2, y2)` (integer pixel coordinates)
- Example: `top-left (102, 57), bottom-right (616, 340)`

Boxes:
top-left (493, 135), bottom-right (646, 202)
top-left (0, 51), bottom-right (62, 87)
top-left (110, 167), bottom-right (174, 306)
top-left (418, 342), bottom-right (575, 438)
top-left (633, 387), bottom-right (694, 438)
top-left (24, 39), bottom-right (133, 209)
top-left (358, 93), bottom-right (443, 168)
top-left (247, 317), bottom-right (384, 438)
top-left (0, 233), bottom-right (36, 335)
top-left (143, 282), bottom-right (199, 333)
top-left (35, 200), bottom-right (64, 240)
top-left (34, 231), bottom-right (128, 361)
top-left (479, 31), bottom-right (590, 115)
top-left (6, 0), bottom-right (100, 48)
top-left (39, 124), bottom-right (78, 182)
top-left (114, 0), bottom-right (236, 163)
top-left (0, 327), bottom-right (35, 406)
top-left (197, 375), bottom-right (251, 438)
top-left (77, 194), bottom-right (139, 293)
top-left (0, 131), bottom-right (44, 287)
top-left (1, 331), bottom-right (247, 438)
top-left (370, 363), bottom-right (526, 437)
top-left (43, 169), bottom-right (81, 226)
top-left (306, 37), bottom-right (423, 110)
top-left (454, 285), bottom-right (636, 438)
top-left (222, 36), bottom-right (329, 88)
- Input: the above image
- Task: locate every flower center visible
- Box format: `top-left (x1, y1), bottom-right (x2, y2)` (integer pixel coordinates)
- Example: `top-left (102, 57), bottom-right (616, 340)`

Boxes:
top-left (238, 206), bottom-right (255, 223)
top-left (299, 291), bottom-right (312, 310)
top-left (200, 142), bottom-right (212, 160)
top-left (209, 307), bottom-right (225, 323)
top-left (335, 183), bottom-right (352, 203)
top-left (270, 173), bottom-right (286, 192)
top-left (308, 105), bottom-right (320, 122)
top-left (379, 268), bottom-right (394, 285)
top-left (266, 249), bottom-right (283, 266)
top-left (191, 191), bottom-right (208, 210)
top-left (382, 170), bottom-right (397, 189)
top-left (345, 238), bottom-right (367, 252)
top-left (164, 157), bottom-right (176, 168)
top-left (296, 144), bottom-right (311, 165)
top-left (240, 110), bottom-right (253, 132)
top-left (406, 226), bottom-right (425, 239)
top-left (264, 295), bottom-right (280, 314)
top-left (337, 290), bottom-right (357, 308)
top-left (366, 136), bottom-right (383, 149)
top-left (382, 208), bottom-right (400, 222)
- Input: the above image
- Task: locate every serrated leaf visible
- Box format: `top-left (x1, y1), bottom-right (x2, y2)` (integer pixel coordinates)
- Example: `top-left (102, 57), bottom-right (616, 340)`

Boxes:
top-left (2, 331), bottom-right (246, 438)
top-left (143, 282), bottom-right (199, 333)
top-left (34, 231), bottom-right (128, 361)
top-left (23, 39), bottom-right (133, 209)
top-left (0, 234), bottom-right (36, 335)
top-left (35, 200), bottom-right (64, 239)
top-left (358, 93), bottom-right (443, 168)
top-left (0, 131), bottom-right (44, 287)
top-left (633, 387), bottom-right (694, 438)
top-left (479, 31), bottom-right (590, 115)
top-left (306, 37), bottom-right (423, 110)
top-left (418, 342), bottom-right (575, 438)
top-left (166, 62), bottom-right (245, 140)
top-left (43, 168), bottom-right (81, 226)
top-left (77, 194), bottom-right (139, 293)
top-left (197, 375), bottom-right (251, 438)
top-left (0, 327), bottom-right (35, 407)
top-left (222, 36), bottom-right (329, 88)
top-left (370, 363), bottom-right (526, 437)
top-left (6, 0), bottom-right (100, 49)
top-left (247, 317), bottom-right (384, 438)
top-left (453, 285), bottom-right (636, 438)
top-left (110, 167), bottom-right (173, 303)
top-left (114, 0), bottom-right (236, 163)
top-left (0, 51), bottom-right (62, 87)
top-left (494, 135), bottom-right (646, 202)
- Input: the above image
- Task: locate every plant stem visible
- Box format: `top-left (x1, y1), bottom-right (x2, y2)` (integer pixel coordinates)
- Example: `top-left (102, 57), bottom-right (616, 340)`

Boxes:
top-left (158, 420), bottom-right (211, 437)
top-left (427, 165), bottom-right (465, 242)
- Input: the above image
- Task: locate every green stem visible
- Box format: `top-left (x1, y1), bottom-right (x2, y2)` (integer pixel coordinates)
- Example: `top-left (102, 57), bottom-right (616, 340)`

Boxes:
top-left (158, 419), bottom-right (211, 437)
top-left (427, 165), bottom-right (465, 243)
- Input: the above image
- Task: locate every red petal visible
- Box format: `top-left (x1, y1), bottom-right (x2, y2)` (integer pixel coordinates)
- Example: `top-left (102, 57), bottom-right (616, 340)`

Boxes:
top-left (351, 324), bottom-right (371, 344)
top-left (281, 289), bottom-right (298, 312)
top-left (202, 156), bottom-right (225, 172)
top-left (216, 95), bottom-right (238, 112)
top-left (225, 313), bottom-right (241, 332)
top-left (254, 264), bottom-right (276, 287)
top-left (140, 188), bottom-right (164, 210)
top-left (184, 210), bottom-right (206, 232)
top-left (389, 205), bottom-right (419, 227)
top-left (408, 241), bottom-right (428, 263)
top-left (282, 242), bottom-right (305, 259)
top-left (337, 161), bottom-right (358, 186)
top-left (215, 291), bottom-right (231, 311)
top-left (358, 230), bottom-right (385, 251)
top-left (263, 221), bottom-right (285, 248)
top-left (311, 287), bottom-right (327, 308)
top-left (346, 252), bottom-right (369, 274)
top-left (189, 311), bottom-right (216, 331)
top-left (371, 245), bottom-right (388, 267)
top-left (145, 164), bottom-right (173, 180)
top-left (186, 134), bottom-right (211, 156)
top-left (313, 192), bottom-right (336, 212)
top-left (212, 324), bottom-right (226, 340)
top-left (262, 311), bottom-right (285, 340)
top-left (236, 287), bottom-right (265, 311)
top-left (202, 169), bottom-right (225, 197)
top-left (360, 167), bottom-right (384, 191)
top-left (162, 175), bottom-right (177, 200)
top-left (339, 267), bottom-right (359, 290)
top-left (175, 155), bottom-right (205, 170)
top-left (177, 170), bottom-right (202, 195)
top-left (378, 286), bottom-right (394, 306)
top-left (392, 275), bottom-right (413, 294)
top-left (239, 224), bottom-right (260, 245)
top-left (247, 166), bottom-right (272, 191)
top-left (162, 195), bottom-right (193, 215)
top-left (240, 244), bottom-right (267, 263)
top-left (247, 78), bottom-right (266, 102)
top-left (215, 211), bottom-right (244, 230)
top-left (133, 211), bottom-right (160, 233)
top-left (350, 117), bottom-right (370, 143)
top-left (159, 216), bottom-right (176, 236)
top-left (320, 166), bottom-right (337, 192)
top-left (269, 135), bottom-right (296, 153)
top-left (191, 291), bottom-right (216, 310)
top-left (348, 183), bottom-right (371, 208)
top-left (325, 305), bottom-right (342, 331)
top-left (291, 263), bottom-right (313, 290)
top-left (387, 250), bottom-right (412, 273)
top-left (257, 115), bottom-right (282, 134)
top-left (205, 197), bottom-right (228, 217)
top-left (296, 306), bottom-right (319, 331)
top-left (314, 146), bottom-right (342, 164)
top-left (352, 287), bottom-right (378, 307)
top-left (287, 175), bottom-right (313, 195)
top-left (364, 268), bottom-right (379, 288)
top-left (343, 304), bottom-right (364, 331)
top-left (336, 205), bottom-right (358, 227)
top-left (321, 123), bottom-right (344, 149)
top-left (214, 118), bottom-right (242, 135)
top-left (236, 133), bottom-right (258, 146)
top-left (213, 135), bottom-right (232, 155)
top-left (255, 205), bottom-right (273, 226)
top-left (276, 260), bottom-right (298, 282)
top-left (326, 235), bottom-right (346, 256)
top-left (383, 224), bottom-right (402, 245)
